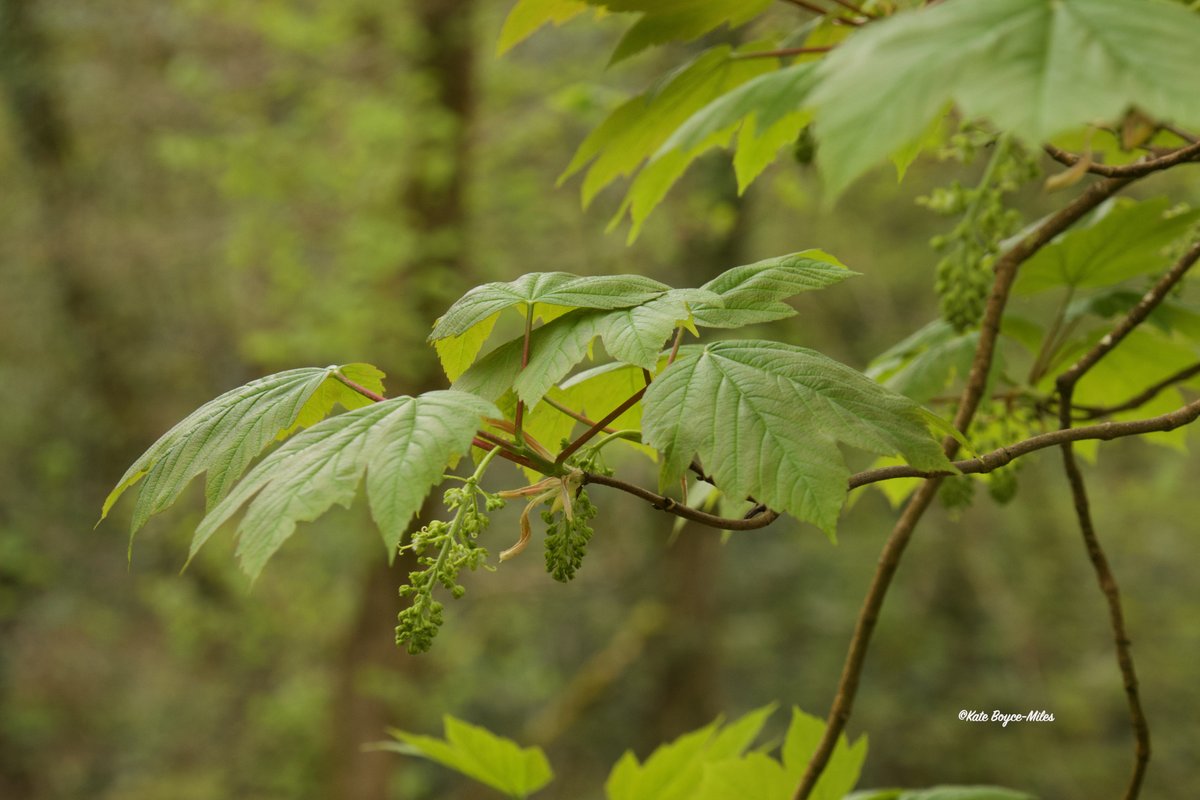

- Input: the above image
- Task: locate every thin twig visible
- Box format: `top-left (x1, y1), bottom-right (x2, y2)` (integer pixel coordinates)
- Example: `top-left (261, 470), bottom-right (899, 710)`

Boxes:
top-left (332, 371), bottom-right (387, 403)
top-left (1075, 362), bottom-right (1200, 419)
top-left (543, 395), bottom-right (616, 433)
top-left (1055, 383), bottom-right (1151, 800)
top-left (1044, 140), bottom-right (1200, 178)
top-left (1059, 240), bottom-right (1200, 387)
top-left (794, 173), bottom-right (1135, 800)
top-left (557, 387), bottom-right (646, 464)
top-left (848, 398), bottom-right (1200, 487)
top-left (582, 472), bottom-right (779, 530)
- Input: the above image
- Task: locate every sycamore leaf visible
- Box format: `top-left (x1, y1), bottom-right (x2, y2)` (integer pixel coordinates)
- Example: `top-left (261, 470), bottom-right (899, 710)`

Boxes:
top-left (810, 0), bottom-right (1200, 197)
top-left (190, 390), bottom-right (498, 580)
top-left (605, 705), bottom-right (776, 800)
top-left (642, 341), bottom-right (953, 535)
top-left (101, 365), bottom-right (383, 536)
top-left (430, 272), bottom-right (670, 341)
top-left (380, 716), bottom-right (553, 799)
top-left (691, 250), bottom-right (854, 330)
top-left (455, 289), bottom-right (719, 405)
top-left (561, 46), bottom-right (777, 209)
top-left (694, 754), bottom-right (795, 800)
top-left (1014, 198), bottom-right (1200, 294)
top-left (591, 0), bottom-right (772, 65)
top-left (497, 0), bottom-right (589, 55)
top-left (560, 362), bottom-right (656, 459)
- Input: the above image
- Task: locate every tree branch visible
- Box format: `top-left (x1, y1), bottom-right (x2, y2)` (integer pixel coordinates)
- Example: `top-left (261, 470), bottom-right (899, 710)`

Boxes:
top-left (1044, 139), bottom-right (1200, 178)
top-left (1056, 382), bottom-right (1151, 800)
top-left (1059, 240), bottom-right (1200, 388)
top-left (793, 173), bottom-right (1135, 800)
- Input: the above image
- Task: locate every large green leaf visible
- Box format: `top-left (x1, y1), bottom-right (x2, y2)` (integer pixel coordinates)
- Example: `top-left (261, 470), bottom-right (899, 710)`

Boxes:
top-left (593, 0), bottom-right (772, 65)
top-left (605, 705), bottom-right (775, 800)
top-left (379, 715), bottom-right (553, 799)
top-left (642, 341), bottom-right (953, 534)
top-left (810, 0), bottom-right (1200, 196)
top-left (1014, 198), bottom-right (1200, 294)
top-left (101, 364), bottom-right (384, 535)
top-left (190, 390), bottom-right (498, 580)
top-left (690, 250), bottom-right (853, 329)
top-left (430, 272), bottom-right (670, 341)
top-left (454, 288), bottom-right (717, 405)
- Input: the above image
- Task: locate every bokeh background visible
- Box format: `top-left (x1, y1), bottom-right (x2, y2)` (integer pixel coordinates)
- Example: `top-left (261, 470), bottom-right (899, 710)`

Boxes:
top-left (2, 2), bottom-right (1198, 799)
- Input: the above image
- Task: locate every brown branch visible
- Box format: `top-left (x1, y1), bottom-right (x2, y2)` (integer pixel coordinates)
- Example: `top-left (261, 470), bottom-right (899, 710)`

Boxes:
top-left (582, 472), bottom-right (780, 531)
top-left (1056, 382), bottom-right (1151, 799)
top-left (1044, 140), bottom-right (1200, 178)
top-left (556, 387), bottom-right (646, 464)
top-left (848, 398), bottom-right (1200, 487)
top-left (1076, 362), bottom-right (1200, 419)
top-left (793, 173), bottom-right (1135, 800)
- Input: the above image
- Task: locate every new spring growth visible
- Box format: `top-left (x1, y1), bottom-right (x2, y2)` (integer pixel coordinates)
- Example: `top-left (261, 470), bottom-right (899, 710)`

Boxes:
top-left (496, 469), bottom-right (584, 562)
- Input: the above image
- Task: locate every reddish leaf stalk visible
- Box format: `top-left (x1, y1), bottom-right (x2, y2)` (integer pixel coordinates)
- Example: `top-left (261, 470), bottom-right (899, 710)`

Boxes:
top-left (332, 371), bottom-right (387, 403)
top-left (556, 387), bottom-right (647, 464)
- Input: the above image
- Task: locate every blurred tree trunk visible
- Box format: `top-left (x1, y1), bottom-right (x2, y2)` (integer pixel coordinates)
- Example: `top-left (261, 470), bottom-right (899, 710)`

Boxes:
top-left (0, 0), bottom-right (140, 458)
top-left (329, 2), bottom-right (476, 799)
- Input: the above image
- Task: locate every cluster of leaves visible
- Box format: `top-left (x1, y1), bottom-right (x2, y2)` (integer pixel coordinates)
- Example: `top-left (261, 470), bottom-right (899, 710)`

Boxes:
top-left (103, 251), bottom-right (960, 654)
top-left (499, 0), bottom-right (1200, 231)
top-left (379, 706), bottom-right (1031, 800)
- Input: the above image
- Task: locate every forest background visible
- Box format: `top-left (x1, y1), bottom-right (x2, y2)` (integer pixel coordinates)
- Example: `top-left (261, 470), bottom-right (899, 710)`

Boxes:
top-left (1, 1), bottom-right (1198, 799)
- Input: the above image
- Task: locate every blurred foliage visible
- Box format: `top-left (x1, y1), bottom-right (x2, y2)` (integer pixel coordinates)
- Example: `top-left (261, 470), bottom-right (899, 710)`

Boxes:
top-left (1, 2), bottom-right (1199, 800)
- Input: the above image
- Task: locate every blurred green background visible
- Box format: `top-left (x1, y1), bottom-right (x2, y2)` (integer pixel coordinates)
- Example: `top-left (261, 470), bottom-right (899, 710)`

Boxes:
top-left (2, 2), bottom-right (1198, 799)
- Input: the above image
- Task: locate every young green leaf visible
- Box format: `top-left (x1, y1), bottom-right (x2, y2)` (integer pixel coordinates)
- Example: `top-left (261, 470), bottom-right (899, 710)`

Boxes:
top-left (642, 341), bottom-right (953, 535)
top-left (100, 365), bottom-right (382, 536)
top-left (605, 705), bottom-right (776, 800)
top-left (380, 715), bottom-right (553, 799)
top-left (430, 272), bottom-right (670, 341)
top-left (1013, 198), bottom-right (1200, 294)
top-left (189, 390), bottom-right (498, 580)
top-left (691, 250), bottom-right (854, 329)
top-left (810, 0), bottom-right (1200, 197)
top-left (780, 707), bottom-right (868, 800)
top-left (693, 753), bottom-right (795, 800)
top-left (434, 312), bottom-right (501, 382)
